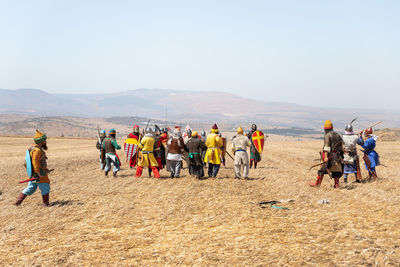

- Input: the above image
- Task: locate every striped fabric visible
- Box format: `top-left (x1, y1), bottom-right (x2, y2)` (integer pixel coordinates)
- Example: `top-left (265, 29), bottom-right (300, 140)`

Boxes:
top-left (124, 143), bottom-right (138, 160)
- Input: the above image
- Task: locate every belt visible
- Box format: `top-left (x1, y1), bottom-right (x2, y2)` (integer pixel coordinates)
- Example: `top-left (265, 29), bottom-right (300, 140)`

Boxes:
top-left (142, 151), bottom-right (153, 154)
top-left (236, 149), bottom-right (246, 152)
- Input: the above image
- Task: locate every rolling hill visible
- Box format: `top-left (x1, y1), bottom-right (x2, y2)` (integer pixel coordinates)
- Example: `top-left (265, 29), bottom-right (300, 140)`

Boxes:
top-left (1, 88), bottom-right (399, 130)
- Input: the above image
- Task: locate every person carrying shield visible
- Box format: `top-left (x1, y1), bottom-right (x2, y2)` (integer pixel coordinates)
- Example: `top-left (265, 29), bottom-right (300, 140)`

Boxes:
top-left (357, 127), bottom-right (380, 181)
top-left (309, 120), bottom-right (344, 188)
top-left (204, 124), bottom-right (223, 177)
top-left (126, 124), bottom-right (141, 168)
top-left (247, 124), bottom-right (261, 168)
top-left (96, 129), bottom-right (106, 170)
top-left (103, 129), bottom-right (122, 177)
top-left (159, 128), bottom-right (168, 168)
top-left (135, 128), bottom-right (161, 178)
top-left (15, 130), bottom-right (51, 206)
top-left (232, 126), bottom-right (252, 179)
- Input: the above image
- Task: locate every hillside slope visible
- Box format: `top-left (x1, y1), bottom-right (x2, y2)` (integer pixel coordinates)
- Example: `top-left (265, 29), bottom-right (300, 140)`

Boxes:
top-left (1, 88), bottom-right (400, 129)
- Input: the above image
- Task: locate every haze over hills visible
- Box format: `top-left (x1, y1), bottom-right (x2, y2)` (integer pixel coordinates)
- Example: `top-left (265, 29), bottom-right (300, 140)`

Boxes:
top-left (0, 88), bottom-right (398, 130)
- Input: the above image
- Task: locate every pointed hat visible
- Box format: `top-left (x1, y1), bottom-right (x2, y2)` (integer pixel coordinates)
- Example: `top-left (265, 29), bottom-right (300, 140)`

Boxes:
top-left (34, 129), bottom-right (47, 144)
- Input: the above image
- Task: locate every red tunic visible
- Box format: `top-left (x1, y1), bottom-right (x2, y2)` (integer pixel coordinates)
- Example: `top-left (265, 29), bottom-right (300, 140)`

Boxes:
top-left (127, 133), bottom-right (140, 167)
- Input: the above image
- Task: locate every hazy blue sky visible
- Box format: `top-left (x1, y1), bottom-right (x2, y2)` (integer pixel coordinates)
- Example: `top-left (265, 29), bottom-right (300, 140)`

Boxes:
top-left (1, 1), bottom-right (399, 109)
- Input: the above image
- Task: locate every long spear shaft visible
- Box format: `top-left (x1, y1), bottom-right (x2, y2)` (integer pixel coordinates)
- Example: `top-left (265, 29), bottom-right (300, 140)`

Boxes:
top-left (225, 151), bottom-right (234, 160)
top-left (145, 119), bottom-right (151, 131)
top-left (367, 121), bottom-right (383, 129)
top-left (360, 121), bottom-right (383, 132)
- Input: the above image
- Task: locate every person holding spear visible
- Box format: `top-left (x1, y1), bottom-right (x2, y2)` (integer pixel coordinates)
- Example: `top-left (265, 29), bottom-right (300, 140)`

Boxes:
top-left (357, 122), bottom-right (382, 181)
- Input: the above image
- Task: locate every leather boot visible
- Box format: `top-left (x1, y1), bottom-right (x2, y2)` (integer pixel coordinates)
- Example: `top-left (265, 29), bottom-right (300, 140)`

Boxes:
top-left (355, 173), bottom-right (361, 183)
top-left (15, 193), bottom-right (27, 206)
top-left (151, 167), bottom-right (161, 178)
top-left (42, 194), bottom-right (49, 206)
top-left (334, 178), bottom-right (340, 188)
top-left (309, 175), bottom-right (323, 187)
top-left (135, 166), bottom-right (143, 178)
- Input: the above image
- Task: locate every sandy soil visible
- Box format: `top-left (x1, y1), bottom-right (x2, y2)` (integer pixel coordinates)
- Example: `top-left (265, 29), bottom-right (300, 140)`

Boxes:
top-left (0, 136), bottom-right (399, 266)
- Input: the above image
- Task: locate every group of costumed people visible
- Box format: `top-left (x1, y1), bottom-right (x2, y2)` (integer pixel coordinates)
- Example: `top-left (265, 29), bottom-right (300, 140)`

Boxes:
top-left (309, 119), bottom-right (380, 188)
top-left (13, 118), bottom-right (380, 207)
top-left (95, 123), bottom-right (263, 181)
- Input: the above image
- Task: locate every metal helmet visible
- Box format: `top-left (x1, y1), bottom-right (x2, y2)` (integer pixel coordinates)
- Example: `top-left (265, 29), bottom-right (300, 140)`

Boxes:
top-left (345, 124), bottom-right (353, 132)
top-left (109, 128), bottom-right (116, 134)
top-left (251, 124), bottom-right (257, 131)
top-left (146, 128), bottom-right (153, 133)
top-left (133, 124), bottom-right (139, 133)
top-left (100, 129), bottom-right (106, 134)
top-left (365, 127), bottom-right (373, 135)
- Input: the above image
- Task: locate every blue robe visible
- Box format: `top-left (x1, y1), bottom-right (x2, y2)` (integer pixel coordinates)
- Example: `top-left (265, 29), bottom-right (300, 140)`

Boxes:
top-left (358, 136), bottom-right (380, 171)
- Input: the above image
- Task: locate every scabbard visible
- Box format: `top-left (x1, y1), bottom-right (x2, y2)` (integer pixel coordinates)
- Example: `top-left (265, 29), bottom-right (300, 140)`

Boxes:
top-left (356, 156), bottom-right (362, 180)
top-left (19, 178), bottom-right (37, 184)
top-left (363, 153), bottom-right (372, 172)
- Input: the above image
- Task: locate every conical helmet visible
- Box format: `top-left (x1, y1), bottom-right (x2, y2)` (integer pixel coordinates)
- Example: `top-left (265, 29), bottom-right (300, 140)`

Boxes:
top-left (345, 124), bottom-right (353, 132)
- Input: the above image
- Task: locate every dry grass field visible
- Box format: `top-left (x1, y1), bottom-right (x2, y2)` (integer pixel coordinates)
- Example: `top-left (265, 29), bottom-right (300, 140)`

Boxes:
top-left (1, 136), bottom-right (400, 266)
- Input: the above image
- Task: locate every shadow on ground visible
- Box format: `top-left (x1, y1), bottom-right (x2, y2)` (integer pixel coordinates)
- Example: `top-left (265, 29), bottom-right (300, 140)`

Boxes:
top-left (50, 200), bottom-right (84, 207)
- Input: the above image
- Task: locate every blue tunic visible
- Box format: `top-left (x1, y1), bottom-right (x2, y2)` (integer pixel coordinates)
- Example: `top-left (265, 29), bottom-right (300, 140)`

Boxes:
top-left (358, 137), bottom-right (380, 171)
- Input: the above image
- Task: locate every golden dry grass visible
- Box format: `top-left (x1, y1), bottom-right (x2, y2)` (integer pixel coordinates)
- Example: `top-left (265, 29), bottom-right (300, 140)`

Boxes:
top-left (1, 136), bottom-right (400, 266)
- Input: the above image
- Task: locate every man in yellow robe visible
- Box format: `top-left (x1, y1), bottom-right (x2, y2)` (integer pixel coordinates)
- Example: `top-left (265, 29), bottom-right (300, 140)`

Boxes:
top-left (135, 128), bottom-right (161, 178)
top-left (204, 123), bottom-right (223, 177)
top-left (15, 130), bottom-right (51, 206)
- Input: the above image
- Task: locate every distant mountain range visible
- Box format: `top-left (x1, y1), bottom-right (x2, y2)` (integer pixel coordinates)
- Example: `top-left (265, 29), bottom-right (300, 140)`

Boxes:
top-left (1, 88), bottom-right (399, 129)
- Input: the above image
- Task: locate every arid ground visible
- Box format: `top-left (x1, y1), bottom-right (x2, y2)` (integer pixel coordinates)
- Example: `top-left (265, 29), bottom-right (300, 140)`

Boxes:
top-left (1, 136), bottom-right (399, 266)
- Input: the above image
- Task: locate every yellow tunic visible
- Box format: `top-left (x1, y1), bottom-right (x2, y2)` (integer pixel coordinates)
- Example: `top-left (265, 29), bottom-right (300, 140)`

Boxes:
top-left (204, 133), bottom-right (223, 165)
top-left (30, 146), bottom-right (50, 183)
top-left (138, 135), bottom-right (159, 167)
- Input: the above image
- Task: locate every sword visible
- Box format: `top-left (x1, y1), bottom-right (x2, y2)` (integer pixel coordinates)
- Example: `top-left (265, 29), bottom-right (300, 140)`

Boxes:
top-left (145, 119), bottom-right (151, 132)
top-left (349, 117), bottom-right (358, 125)
top-left (19, 177), bottom-right (38, 184)
top-left (19, 169), bottom-right (54, 183)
